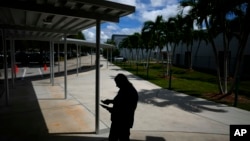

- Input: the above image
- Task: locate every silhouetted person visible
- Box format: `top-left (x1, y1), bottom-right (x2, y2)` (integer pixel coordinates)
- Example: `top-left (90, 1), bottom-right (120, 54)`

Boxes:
top-left (101, 73), bottom-right (138, 141)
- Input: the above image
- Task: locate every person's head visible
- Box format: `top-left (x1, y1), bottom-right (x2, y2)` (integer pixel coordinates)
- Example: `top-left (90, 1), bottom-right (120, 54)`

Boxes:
top-left (114, 73), bottom-right (130, 88)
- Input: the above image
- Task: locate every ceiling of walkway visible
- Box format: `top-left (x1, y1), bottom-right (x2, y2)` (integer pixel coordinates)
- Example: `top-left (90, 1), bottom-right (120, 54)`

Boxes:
top-left (0, 0), bottom-right (135, 41)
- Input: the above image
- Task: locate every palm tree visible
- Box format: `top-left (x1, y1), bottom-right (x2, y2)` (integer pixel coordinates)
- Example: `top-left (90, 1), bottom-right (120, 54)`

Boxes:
top-left (143, 16), bottom-right (168, 76)
top-left (142, 16), bottom-right (165, 62)
top-left (228, 1), bottom-right (250, 94)
top-left (119, 37), bottom-right (130, 61)
top-left (103, 39), bottom-right (116, 60)
top-left (141, 23), bottom-right (155, 79)
top-left (179, 14), bottom-right (195, 70)
top-left (128, 33), bottom-right (142, 74)
top-left (67, 31), bottom-right (86, 58)
top-left (180, 0), bottom-right (250, 95)
top-left (67, 31), bottom-right (85, 40)
top-left (164, 15), bottom-right (184, 67)
top-left (153, 15), bottom-right (166, 63)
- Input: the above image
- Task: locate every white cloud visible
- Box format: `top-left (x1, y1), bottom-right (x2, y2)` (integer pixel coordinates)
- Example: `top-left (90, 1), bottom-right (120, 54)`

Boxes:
top-left (182, 6), bottom-right (192, 17)
top-left (101, 31), bottom-right (109, 42)
top-left (150, 0), bottom-right (167, 7)
top-left (82, 1), bottom-right (188, 43)
top-left (83, 28), bottom-right (96, 41)
top-left (106, 23), bottom-right (119, 31)
top-left (107, 0), bottom-right (136, 6)
top-left (82, 23), bottom-right (141, 43)
top-left (120, 27), bottom-right (140, 34)
top-left (140, 4), bottom-right (181, 22)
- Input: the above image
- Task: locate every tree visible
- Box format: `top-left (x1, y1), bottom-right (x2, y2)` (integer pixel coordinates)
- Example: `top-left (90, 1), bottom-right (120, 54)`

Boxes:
top-left (141, 25), bottom-right (155, 79)
top-left (164, 15), bottom-right (184, 75)
top-left (181, 0), bottom-right (250, 95)
top-left (67, 31), bottom-right (86, 58)
top-left (67, 31), bottom-right (85, 40)
top-left (153, 16), bottom-right (166, 63)
top-left (103, 39), bottom-right (117, 60)
top-left (228, 1), bottom-right (250, 94)
top-left (119, 37), bottom-right (130, 61)
top-left (128, 33), bottom-right (142, 74)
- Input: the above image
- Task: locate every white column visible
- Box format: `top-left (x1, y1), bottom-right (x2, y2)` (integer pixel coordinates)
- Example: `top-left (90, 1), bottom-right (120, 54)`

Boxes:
top-left (50, 41), bottom-right (52, 83)
top-left (95, 19), bottom-right (101, 134)
top-left (2, 29), bottom-right (9, 106)
top-left (57, 43), bottom-right (60, 73)
top-left (76, 44), bottom-right (79, 76)
top-left (91, 48), bottom-right (93, 65)
top-left (51, 41), bottom-right (55, 86)
top-left (10, 39), bottom-right (15, 88)
top-left (79, 46), bottom-right (81, 70)
top-left (106, 48), bottom-right (109, 68)
top-left (64, 35), bottom-right (67, 99)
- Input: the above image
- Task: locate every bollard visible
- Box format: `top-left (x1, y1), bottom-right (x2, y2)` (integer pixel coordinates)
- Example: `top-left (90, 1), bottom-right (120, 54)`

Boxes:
top-left (233, 76), bottom-right (239, 107)
top-left (168, 69), bottom-right (172, 89)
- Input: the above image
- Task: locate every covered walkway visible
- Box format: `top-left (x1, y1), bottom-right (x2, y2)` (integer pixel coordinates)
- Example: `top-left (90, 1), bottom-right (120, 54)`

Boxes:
top-left (1, 56), bottom-right (250, 141)
top-left (0, 0), bottom-right (135, 133)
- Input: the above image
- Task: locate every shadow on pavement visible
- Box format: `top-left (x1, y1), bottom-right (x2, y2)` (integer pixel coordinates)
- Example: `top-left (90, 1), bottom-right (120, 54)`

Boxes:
top-left (0, 80), bottom-right (49, 139)
top-left (107, 71), bottom-right (227, 113)
top-left (0, 65), bottom-right (96, 140)
top-left (138, 88), bottom-right (228, 113)
top-left (42, 135), bottom-right (163, 141)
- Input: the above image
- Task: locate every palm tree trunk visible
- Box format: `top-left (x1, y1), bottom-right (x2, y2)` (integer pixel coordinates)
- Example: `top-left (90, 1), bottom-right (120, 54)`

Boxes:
top-left (171, 43), bottom-right (177, 66)
top-left (136, 48), bottom-right (139, 74)
top-left (229, 2), bottom-right (250, 95)
top-left (166, 44), bottom-right (170, 76)
top-left (205, 19), bottom-right (224, 94)
top-left (124, 48), bottom-right (128, 62)
top-left (189, 44), bottom-right (193, 70)
top-left (141, 48), bottom-right (145, 62)
top-left (223, 32), bottom-right (228, 94)
top-left (146, 49), bottom-right (152, 79)
top-left (228, 33), bottom-right (249, 94)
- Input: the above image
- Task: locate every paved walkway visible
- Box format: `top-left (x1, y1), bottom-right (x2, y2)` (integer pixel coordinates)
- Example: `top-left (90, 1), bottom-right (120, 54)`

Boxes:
top-left (0, 55), bottom-right (250, 141)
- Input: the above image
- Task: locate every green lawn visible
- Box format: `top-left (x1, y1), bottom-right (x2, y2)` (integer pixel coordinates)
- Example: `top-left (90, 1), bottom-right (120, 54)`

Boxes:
top-left (114, 62), bottom-right (250, 111)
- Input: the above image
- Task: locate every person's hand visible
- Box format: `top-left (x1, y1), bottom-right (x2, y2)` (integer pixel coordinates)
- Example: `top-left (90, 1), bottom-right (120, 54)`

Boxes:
top-left (100, 104), bottom-right (112, 113)
top-left (101, 99), bottom-right (112, 105)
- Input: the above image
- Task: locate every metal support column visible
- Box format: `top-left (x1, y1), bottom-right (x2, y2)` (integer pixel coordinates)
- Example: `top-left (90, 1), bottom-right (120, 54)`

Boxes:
top-left (106, 48), bottom-right (109, 68)
top-left (64, 35), bottom-right (68, 99)
top-left (57, 43), bottom-right (60, 73)
top-left (50, 42), bottom-right (52, 83)
top-left (91, 48), bottom-right (93, 65)
top-left (10, 39), bottom-right (15, 88)
top-left (95, 19), bottom-right (101, 134)
top-left (79, 46), bottom-right (82, 70)
top-left (2, 29), bottom-right (9, 106)
top-left (51, 41), bottom-right (55, 86)
top-left (76, 44), bottom-right (79, 76)
top-left (111, 47), bottom-right (113, 64)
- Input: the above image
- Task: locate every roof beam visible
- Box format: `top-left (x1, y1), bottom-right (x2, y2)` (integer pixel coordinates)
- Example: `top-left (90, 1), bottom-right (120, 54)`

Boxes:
top-left (0, 1), bottom-right (120, 22)
top-left (70, 0), bottom-right (135, 15)
top-left (0, 24), bottom-right (76, 34)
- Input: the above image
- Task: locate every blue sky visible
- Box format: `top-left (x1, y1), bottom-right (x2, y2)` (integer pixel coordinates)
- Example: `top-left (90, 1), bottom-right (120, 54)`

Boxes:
top-left (82, 0), bottom-right (190, 43)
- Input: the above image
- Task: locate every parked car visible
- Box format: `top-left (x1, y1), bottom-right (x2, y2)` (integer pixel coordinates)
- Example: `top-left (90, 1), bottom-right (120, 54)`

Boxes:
top-left (15, 51), bottom-right (28, 65)
top-left (114, 56), bottom-right (127, 62)
top-left (26, 52), bottom-right (43, 64)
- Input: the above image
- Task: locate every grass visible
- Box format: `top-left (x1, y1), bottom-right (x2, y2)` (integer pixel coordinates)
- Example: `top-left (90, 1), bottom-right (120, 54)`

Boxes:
top-left (114, 62), bottom-right (250, 111)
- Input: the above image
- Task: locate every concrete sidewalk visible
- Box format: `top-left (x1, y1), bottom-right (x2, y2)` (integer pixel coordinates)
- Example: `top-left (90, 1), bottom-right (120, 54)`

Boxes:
top-left (0, 56), bottom-right (250, 141)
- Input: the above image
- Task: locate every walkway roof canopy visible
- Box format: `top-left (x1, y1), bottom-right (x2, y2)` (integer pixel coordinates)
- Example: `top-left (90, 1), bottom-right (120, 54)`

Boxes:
top-left (59, 38), bottom-right (115, 48)
top-left (0, 0), bottom-right (135, 40)
top-left (1, 0), bottom-right (131, 132)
